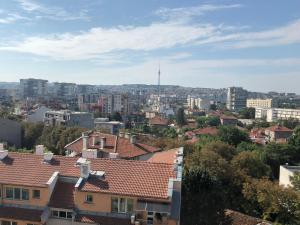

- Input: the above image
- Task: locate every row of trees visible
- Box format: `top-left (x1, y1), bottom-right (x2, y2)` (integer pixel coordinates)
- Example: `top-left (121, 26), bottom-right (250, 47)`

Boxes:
top-left (181, 126), bottom-right (300, 225)
top-left (21, 122), bottom-right (86, 154)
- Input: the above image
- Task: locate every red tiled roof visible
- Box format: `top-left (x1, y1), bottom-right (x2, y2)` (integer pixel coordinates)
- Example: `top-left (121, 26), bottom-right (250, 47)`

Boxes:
top-left (0, 152), bottom-right (175, 200)
top-left (147, 148), bottom-right (178, 164)
top-left (225, 209), bottom-right (270, 225)
top-left (0, 206), bottom-right (42, 222)
top-left (49, 180), bottom-right (75, 209)
top-left (186, 137), bottom-right (199, 144)
top-left (265, 125), bottom-right (293, 132)
top-left (65, 132), bottom-right (160, 158)
top-left (76, 214), bottom-right (131, 225)
top-left (149, 116), bottom-right (169, 126)
top-left (193, 127), bottom-right (218, 135)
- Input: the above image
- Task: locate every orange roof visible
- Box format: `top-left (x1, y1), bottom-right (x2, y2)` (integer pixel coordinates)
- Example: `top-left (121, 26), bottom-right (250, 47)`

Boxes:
top-left (147, 148), bottom-right (178, 164)
top-left (149, 116), bottom-right (169, 126)
top-left (75, 214), bottom-right (131, 225)
top-left (65, 132), bottom-right (160, 159)
top-left (266, 125), bottom-right (293, 132)
top-left (49, 180), bottom-right (75, 209)
top-left (193, 127), bottom-right (218, 135)
top-left (0, 152), bottom-right (175, 200)
top-left (225, 210), bottom-right (269, 225)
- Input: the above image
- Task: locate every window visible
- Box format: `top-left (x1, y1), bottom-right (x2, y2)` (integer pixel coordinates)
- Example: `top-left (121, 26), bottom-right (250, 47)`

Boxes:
top-left (14, 188), bottom-right (21, 200)
top-left (1, 221), bottom-right (17, 225)
top-left (111, 197), bottom-right (134, 213)
top-left (22, 189), bottom-right (29, 200)
top-left (32, 190), bottom-right (40, 199)
top-left (85, 194), bottom-right (93, 203)
top-left (51, 210), bottom-right (72, 220)
top-left (5, 187), bottom-right (13, 199)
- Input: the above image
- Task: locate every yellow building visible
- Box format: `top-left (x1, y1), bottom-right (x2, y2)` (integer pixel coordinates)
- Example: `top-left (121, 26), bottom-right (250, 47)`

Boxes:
top-left (0, 146), bottom-right (183, 225)
top-left (246, 98), bottom-right (274, 108)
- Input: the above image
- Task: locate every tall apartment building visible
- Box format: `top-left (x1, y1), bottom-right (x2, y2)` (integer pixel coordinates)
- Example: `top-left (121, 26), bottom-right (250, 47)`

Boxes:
top-left (53, 82), bottom-right (77, 99)
top-left (246, 98), bottom-right (274, 108)
top-left (98, 94), bottom-right (130, 115)
top-left (0, 145), bottom-right (183, 225)
top-left (226, 87), bottom-right (248, 111)
top-left (255, 107), bottom-right (300, 122)
top-left (78, 93), bottom-right (101, 111)
top-left (187, 95), bottom-right (210, 110)
top-left (44, 110), bottom-right (94, 128)
top-left (19, 78), bottom-right (48, 100)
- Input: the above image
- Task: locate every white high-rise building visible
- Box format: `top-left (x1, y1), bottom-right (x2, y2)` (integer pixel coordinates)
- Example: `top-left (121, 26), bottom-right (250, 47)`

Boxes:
top-left (226, 87), bottom-right (248, 111)
top-left (255, 107), bottom-right (300, 122)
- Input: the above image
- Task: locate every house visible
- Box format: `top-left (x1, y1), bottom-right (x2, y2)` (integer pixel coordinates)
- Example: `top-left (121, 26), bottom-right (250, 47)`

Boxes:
top-left (64, 131), bottom-right (161, 160)
top-left (149, 116), bottom-right (169, 128)
top-left (147, 148), bottom-right (180, 164)
top-left (27, 106), bottom-right (52, 123)
top-left (225, 209), bottom-right (272, 225)
top-left (279, 165), bottom-right (300, 188)
top-left (0, 118), bottom-right (21, 148)
top-left (0, 145), bottom-right (183, 225)
top-left (249, 128), bottom-right (266, 145)
top-left (185, 127), bottom-right (218, 139)
top-left (264, 125), bottom-right (293, 143)
top-left (220, 115), bottom-right (238, 126)
top-left (94, 118), bottom-right (124, 135)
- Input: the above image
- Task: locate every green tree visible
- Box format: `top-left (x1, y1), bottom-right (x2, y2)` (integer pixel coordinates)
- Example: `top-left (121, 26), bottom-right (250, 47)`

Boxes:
top-left (111, 112), bottom-right (122, 121)
top-left (21, 122), bottom-right (44, 149)
top-left (231, 151), bottom-right (270, 179)
top-left (239, 107), bottom-right (255, 119)
top-left (176, 107), bottom-right (186, 127)
top-left (218, 126), bottom-right (250, 146)
top-left (291, 172), bottom-right (300, 192)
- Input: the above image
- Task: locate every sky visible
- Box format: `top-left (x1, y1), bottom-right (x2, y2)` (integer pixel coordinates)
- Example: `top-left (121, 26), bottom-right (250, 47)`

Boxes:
top-left (0, 0), bottom-right (300, 93)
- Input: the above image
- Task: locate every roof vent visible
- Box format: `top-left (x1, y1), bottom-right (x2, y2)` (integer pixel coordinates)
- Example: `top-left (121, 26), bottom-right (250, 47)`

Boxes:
top-left (0, 150), bottom-right (8, 160)
top-left (82, 149), bottom-right (98, 159)
top-left (90, 170), bottom-right (105, 178)
top-left (80, 161), bottom-right (91, 179)
top-left (43, 152), bottom-right (54, 162)
top-left (76, 157), bottom-right (87, 166)
top-left (109, 152), bottom-right (119, 159)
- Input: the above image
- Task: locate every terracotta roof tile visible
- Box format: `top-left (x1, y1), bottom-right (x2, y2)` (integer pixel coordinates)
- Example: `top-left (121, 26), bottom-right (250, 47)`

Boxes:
top-left (0, 206), bottom-right (43, 222)
top-left (149, 116), bottom-right (169, 126)
top-left (0, 152), bottom-right (175, 200)
top-left (225, 210), bottom-right (271, 225)
top-left (76, 214), bottom-right (131, 225)
top-left (266, 125), bottom-right (293, 132)
top-left (147, 148), bottom-right (178, 164)
top-left (49, 180), bottom-right (75, 209)
top-left (65, 132), bottom-right (160, 158)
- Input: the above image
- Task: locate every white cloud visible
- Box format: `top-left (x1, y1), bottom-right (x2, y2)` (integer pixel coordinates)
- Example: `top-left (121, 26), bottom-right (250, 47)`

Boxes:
top-left (16, 0), bottom-right (89, 21)
top-left (0, 13), bottom-right (30, 24)
top-left (0, 22), bottom-right (220, 59)
top-left (156, 4), bottom-right (242, 21)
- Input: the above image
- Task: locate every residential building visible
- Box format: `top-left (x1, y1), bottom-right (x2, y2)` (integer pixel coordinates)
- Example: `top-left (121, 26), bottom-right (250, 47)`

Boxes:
top-left (94, 118), bottom-right (125, 135)
top-left (255, 108), bottom-right (300, 122)
top-left (19, 78), bottom-right (48, 100)
top-left (0, 118), bottom-right (21, 148)
top-left (220, 115), bottom-right (238, 126)
top-left (264, 125), bottom-right (293, 143)
top-left (279, 165), bottom-right (300, 188)
top-left (0, 145), bottom-right (183, 225)
top-left (64, 131), bottom-right (161, 160)
top-left (44, 110), bottom-right (94, 129)
top-left (226, 87), bottom-right (248, 111)
top-left (187, 95), bottom-right (210, 110)
top-left (27, 106), bottom-right (52, 123)
top-left (52, 82), bottom-right (77, 99)
top-left (97, 94), bottom-right (131, 115)
top-left (78, 93), bottom-right (101, 112)
top-left (149, 116), bottom-right (169, 128)
top-left (246, 98), bottom-right (274, 108)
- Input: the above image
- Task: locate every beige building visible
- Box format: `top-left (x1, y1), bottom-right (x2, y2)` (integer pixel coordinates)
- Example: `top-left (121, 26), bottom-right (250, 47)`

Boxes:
top-left (246, 98), bottom-right (274, 108)
top-left (279, 165), bottom-right (300, 188)
top-left (255, 107), bottom-right (300, 122)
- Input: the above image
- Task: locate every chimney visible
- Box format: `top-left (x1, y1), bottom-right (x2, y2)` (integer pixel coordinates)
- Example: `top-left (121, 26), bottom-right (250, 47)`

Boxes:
top-left (82, 133), bottom-right (89, 150)
top-left (92, 135), bottom-right (100, 146)
top-left (0, 149), bottom-right (8, 160)
top-left (100, 137), bottom-right (106, 149)
top-left (0, 143), bottom-right (4, 151)
top-left (130, 135), bottom-right (137, 144)
top-left (125, 132), bottom-right (130, 139)
top-left (119, 131), bottom-right (124, 138)
top-left (35, 145), bottom-right (45, 155)
top-left (80, 161), bottom-right (91, 179)
top-left (82, 149), bottom-right (98, 159)
top-left (109, 152), bottom-right (119, 159)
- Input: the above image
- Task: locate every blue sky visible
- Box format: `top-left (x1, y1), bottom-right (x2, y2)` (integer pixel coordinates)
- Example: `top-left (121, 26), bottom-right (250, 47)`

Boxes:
top-left (0, 0), bottom-right (300, 93)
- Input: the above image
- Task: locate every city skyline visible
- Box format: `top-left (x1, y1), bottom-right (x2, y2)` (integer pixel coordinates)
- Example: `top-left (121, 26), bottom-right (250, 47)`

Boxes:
top-left (0, 0), bottom-right (300, 93)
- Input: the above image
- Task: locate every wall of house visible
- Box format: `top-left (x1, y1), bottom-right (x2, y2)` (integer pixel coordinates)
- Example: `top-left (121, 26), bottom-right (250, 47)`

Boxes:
top-left (1, 184), bottom-right (49, 207)
top-left (0, 218), bottom-right (43, 225)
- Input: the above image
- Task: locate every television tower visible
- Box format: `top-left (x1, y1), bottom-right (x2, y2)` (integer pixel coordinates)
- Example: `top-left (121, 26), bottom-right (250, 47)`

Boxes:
top-left (158, 63), bottom-right (161, 97)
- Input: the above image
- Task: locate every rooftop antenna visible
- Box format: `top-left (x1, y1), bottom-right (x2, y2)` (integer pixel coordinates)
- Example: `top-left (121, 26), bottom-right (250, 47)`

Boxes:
top-left (158, 62), bottom-right (161, 97)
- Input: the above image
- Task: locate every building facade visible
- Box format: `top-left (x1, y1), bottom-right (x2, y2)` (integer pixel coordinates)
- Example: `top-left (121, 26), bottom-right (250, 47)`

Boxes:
top-left (255, 108), bottom-right (300, 122)
top-left (246, 98), bottom-right (274, 108)
top-left (44, 110), bottom-right (94, 129)
top-left (187, 96), bottom-right (210, 110)
top-left (0, 145), bottom-right (183, 225)
top-left (19, 78), bottom-right (48, 100)
top-left (226, 87), bottom-right (248, 111)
